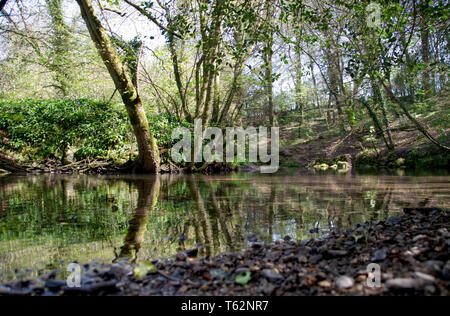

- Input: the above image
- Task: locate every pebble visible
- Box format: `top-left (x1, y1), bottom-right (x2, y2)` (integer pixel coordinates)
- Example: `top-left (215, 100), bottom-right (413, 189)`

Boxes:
top-left (261, 269), bottom-right (284, 282)
top-left (335, 276), bottom-right (354, 289)
top-left (44, 279), bottom-right (66, 292)
top-left (442, 261), bottom-right (450, 280)
top-left (318, 280), bottom-right (332, 288)
top-left (422, 260), bottom-right (443, 274)
top-left (371, 249), bottom-right (387, 262)
top-left (413, 272), bottom-right (435, 283)
top-left (325, 250), bottom-right (348, 258)
top-left (412, 235), bottom-right (427, 242)
top-left (385, 278), bottom-right (422, 290)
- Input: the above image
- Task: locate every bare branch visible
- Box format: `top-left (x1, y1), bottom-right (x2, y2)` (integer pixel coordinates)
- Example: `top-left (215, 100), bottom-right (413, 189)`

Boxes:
top-left (123, 0), bottom-right (183, 39)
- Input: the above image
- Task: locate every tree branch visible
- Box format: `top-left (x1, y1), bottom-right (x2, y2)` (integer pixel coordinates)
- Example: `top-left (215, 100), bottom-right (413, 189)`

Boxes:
top-left (123, 0), bottom-right (183, 39)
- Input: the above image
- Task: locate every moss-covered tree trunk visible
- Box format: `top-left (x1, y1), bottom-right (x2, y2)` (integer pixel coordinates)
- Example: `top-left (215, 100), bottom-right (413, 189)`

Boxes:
top-left (46, 0), bottom-right (73, 97)
top-left (76, 0), bottom-right (160, 173)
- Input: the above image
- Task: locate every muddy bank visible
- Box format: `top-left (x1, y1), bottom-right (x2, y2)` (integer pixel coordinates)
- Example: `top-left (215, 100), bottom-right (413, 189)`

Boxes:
top-left (1, 208), bottom-right (448, 296)
top-left (0, 154), bottom-right (238, 175)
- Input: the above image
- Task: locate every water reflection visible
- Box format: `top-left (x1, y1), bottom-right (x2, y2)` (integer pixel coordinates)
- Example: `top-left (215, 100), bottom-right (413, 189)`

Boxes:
top-left (0, 172), bottom-right (449, 282)
top-left (115, 177), bottom-right (159, 262)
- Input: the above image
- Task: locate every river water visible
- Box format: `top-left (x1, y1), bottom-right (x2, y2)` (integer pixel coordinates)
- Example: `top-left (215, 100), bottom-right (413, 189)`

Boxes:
top-left (0, 170), bottom-right (449, 282)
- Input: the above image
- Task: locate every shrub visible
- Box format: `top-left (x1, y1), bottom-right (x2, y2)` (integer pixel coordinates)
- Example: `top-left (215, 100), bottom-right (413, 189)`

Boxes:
top-left (0, 99), bottom-right (191, 163)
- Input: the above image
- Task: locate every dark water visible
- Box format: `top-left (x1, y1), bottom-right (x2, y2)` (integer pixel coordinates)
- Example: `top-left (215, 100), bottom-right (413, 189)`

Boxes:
top-left (0, 170), bottom-right (449, 282)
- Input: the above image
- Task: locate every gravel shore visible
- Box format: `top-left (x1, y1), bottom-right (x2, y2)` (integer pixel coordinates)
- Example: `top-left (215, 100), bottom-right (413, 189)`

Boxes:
top-left (1, 207), bottom-right (449, 296)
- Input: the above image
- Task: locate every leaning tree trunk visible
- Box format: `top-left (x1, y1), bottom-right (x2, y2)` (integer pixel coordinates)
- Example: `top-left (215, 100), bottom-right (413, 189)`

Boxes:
top-left (371, 78), bottom-right (395, 150)
top-left (76, 0), bottom-right (160, 173)
top-left (380, 79), bottom-right (450, 152)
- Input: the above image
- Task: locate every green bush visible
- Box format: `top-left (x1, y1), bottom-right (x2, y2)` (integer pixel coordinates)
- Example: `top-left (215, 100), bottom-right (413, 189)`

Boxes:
top-left (146, 112), bottom-right (193, 149)
top-left (405, 146), bottom-right (450, 169)
top-left (0, 99), bottom-right (192, 163)
top-left (355, 150), bottom-right (379, 167)
top-left (0, 99), bottom-right (130, 161)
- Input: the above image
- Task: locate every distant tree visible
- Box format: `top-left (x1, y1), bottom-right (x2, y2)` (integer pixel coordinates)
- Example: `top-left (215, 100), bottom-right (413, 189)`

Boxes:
top-left (46, 0), bottom-right (74, 96)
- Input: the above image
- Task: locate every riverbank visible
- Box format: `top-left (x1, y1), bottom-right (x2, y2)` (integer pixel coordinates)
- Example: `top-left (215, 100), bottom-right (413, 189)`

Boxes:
top-left (279, 96), bottom-right (450, 171)
top-left (1, 207), bottom-right (448, 296)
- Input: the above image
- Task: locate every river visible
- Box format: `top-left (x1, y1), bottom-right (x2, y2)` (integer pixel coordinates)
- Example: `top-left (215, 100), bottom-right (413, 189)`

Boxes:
top-left (0, 169), bottom-right (448, 282)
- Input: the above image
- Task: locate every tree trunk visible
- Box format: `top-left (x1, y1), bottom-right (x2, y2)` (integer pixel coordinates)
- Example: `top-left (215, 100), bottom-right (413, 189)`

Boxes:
top-left (217, 41), bottom-right (254, 125)
top-left (326, 44), bottom-right (344, 131)
top-left (371, 78), bottom-right (395, 150)
top-left (420, 0), bottom-right (432, 92)
top-left (76, 0), bottom-right (160, 172)
top-left (265, 46), bottom-right (275, 127)
top-left (295, 33), bottom-right (303, 125)
top-left (211, 73), bottom-right (220, 124)
top-left (360, 100), bottom-right (390, 150)
top-left (46, 0), bottom-right (73, 97)
top-left (263, 1), bottom-right (276, 127)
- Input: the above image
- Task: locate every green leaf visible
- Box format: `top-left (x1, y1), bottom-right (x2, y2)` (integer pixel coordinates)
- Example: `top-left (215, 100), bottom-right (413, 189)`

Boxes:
top-left (235, 271), bottom-right (251, 285)
top-left (134, 262), bottom-right (155, 278)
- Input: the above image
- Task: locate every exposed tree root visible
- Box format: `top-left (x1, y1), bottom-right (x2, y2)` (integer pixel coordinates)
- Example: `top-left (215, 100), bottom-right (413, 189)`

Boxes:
top-left (0, 152), bottom-right (29, 173)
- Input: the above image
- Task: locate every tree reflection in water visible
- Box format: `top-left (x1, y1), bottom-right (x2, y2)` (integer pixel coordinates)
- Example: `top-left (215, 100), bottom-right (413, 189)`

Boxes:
top-left (0, 172), bottom-right (448, 281)
top-left (115, 177), bottom-right (159, 262)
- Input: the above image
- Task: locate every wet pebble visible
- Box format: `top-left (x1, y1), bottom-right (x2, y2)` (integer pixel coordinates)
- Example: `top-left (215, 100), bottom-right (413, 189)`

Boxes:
top-left (324, 250), bottom-right (348, 258)
top-left (385, 278), bottom-right (422, 290)
top-left (44, 279), bottom-right (66, 292)
top-left (441, 261), bottom-right (450, 280)
top-left (371, 249), bottom-right (387, 262)
top-left (335, 276), bottom-right (354, 289)
top-left (413, 272), bottom-right (435, 283)
top-left (422, 260), bottom-right (443, 274)
top-left (261, 269), bottom-right (284, 282)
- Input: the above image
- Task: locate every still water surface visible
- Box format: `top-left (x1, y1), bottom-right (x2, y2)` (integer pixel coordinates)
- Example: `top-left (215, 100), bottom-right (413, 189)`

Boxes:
top-left (0, 170), bottom-right (449, 282)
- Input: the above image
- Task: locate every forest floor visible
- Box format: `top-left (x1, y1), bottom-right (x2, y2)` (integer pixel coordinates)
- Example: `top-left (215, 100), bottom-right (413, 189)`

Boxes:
top-left (0, 207), bottom-right (448, 296)
top-left (279, 95), bottom-right (450, 170)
